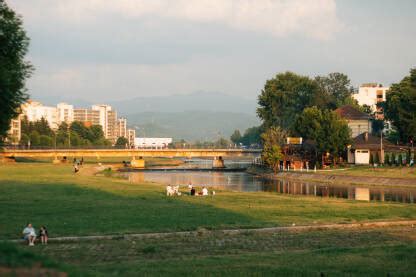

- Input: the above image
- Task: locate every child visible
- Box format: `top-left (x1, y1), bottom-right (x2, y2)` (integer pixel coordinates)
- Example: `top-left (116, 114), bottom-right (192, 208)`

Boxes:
top-left (40, 226), bottom-right (48, 245)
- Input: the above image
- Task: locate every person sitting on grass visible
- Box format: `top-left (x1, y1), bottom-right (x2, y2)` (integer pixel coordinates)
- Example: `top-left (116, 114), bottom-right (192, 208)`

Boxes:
top-left (190, 186), bottom-right (196, 196)
top-left (22, 223), bottom-right (36, 246)
top-left (40, 226), bottom-right (48, 245)
top-left (202, 187), bottom-right (208, 196)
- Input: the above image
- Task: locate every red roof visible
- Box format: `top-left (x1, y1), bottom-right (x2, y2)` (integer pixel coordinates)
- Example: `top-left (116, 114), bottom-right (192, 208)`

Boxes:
top-left (335, 105), bottom-right (370, 120)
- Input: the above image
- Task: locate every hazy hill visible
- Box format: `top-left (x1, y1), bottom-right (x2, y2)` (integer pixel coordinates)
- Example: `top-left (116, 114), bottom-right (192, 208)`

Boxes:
top-left (30, 92), bottom-right (260, 141)
top-left (111, 91), bottom-right (257, 115)
top-left (126, 111), bottom-right (260, 141)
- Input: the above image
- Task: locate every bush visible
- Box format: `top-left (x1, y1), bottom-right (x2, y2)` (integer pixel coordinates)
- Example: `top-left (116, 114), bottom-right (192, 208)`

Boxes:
top-left (384, 152), bottom-right (390, 165)
top-left (398, 154), bottom-right (403, 166)
top-left (391, 153), bottom-right (396, 166)
top-left (39, 135), bottom-right (52, 146)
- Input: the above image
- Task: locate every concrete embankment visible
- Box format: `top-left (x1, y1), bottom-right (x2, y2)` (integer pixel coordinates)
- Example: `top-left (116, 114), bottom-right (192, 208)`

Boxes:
top-left (247, 166), bottom-right (416, 187)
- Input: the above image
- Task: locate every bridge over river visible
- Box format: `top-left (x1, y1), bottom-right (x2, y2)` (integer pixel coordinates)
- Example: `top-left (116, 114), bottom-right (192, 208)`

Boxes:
top-left (0, 148), bottom-right (262, 168)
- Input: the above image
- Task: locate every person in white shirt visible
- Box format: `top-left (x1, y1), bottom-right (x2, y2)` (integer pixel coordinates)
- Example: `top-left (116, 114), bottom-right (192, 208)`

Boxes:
top-left (202, 187), bottom-right (208, 196)
top-left (22, 223), bottom-right (36, 246)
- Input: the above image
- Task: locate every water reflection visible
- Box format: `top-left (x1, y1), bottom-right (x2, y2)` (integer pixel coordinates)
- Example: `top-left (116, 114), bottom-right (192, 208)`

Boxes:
top-left (124, 171), bottom-right (416, 204)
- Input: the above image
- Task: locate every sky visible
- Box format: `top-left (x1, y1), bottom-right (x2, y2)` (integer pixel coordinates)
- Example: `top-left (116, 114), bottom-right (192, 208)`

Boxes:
top-left (7, 0), bottom-right (416, 102)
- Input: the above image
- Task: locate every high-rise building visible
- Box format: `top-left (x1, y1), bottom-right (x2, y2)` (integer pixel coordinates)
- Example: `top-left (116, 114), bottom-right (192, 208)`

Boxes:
top-left (353, 83), bottom-right (389, 120)
top-left (21, 101), bottom-right (58, 129)
top-left (7, 116), bottom-right (22, 144)
top-left (127, 128), bottom-right (136, 147)
top-left (73, 108), bottom-right (100, 127)
top-left (56, 103), bottom-right (74, 124)
top-left (91, 105), bottom-right (117, 140)
top-left (116, 118), bottom-right (127, 138)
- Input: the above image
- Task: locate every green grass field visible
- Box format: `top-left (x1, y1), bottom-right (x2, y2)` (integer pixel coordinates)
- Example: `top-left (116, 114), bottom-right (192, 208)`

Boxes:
top-left (1, 163), bottom-right (416, 275)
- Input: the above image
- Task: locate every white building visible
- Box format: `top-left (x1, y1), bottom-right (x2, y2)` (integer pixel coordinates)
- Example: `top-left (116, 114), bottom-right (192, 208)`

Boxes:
top-left (127, 129), bottom-right (136, 147)
top-left (353, 83), bottom-right (389, 120)
top-left (21, 101), bottom-right (59, 129)
top-left (91, 104), bottom-right (117, 140)
top-left (116, 118), bottom-right (127, 138)
top-left (56, 103), bottom-right (74, 124)
top-left (134, 137), bottom-right (172, 149)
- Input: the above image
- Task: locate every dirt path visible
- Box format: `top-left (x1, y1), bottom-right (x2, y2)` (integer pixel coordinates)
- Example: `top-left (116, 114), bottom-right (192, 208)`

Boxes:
top-left (7, 220), bottom-right (416, 243)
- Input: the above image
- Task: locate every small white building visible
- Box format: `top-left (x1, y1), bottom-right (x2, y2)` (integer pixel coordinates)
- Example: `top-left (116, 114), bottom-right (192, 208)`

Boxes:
top-left (134, 137), bottom-right (172, 149)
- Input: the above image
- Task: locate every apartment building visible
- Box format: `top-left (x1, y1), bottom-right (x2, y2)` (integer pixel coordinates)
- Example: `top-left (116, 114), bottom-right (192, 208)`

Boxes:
top-left (73, 108), bottom-right (101, 126)
top-left (116, 118), bottom-right (127, 138)
top-left (21, 101), bottom-right (58, 129)
top-left (127, 128), bottom-right (136, 147)
top-left (353, 83), bottom-right (389, 120)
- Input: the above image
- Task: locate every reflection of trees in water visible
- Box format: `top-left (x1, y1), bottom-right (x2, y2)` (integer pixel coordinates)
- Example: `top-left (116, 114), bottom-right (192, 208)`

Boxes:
top-left (128, 171), bottom-right (416, 204)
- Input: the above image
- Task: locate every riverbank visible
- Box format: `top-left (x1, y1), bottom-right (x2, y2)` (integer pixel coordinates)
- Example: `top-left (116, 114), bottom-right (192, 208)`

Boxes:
top-left (247, 165), bottom-right (416, 187)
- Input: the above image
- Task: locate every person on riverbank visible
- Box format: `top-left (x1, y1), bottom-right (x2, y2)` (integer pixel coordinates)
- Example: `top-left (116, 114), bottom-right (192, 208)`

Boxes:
top-left (40, 226), bottom-right (48, 245)
top-left (202, 187), bottom-right (208, 196)
top-left (190, 186), bottom-right (196, 196)
top-left (22, 223), bottom-right (36, 246)
top-left (74, 163), bottom-right (79, 173)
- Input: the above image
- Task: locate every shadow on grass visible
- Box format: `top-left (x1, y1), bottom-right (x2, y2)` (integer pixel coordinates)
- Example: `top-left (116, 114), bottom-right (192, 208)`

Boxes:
top-left (0, 179), bottom-right (263, 240)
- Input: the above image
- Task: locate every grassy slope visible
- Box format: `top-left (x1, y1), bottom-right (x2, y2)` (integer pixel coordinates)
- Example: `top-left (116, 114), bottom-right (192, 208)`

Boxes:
top-left (1, 164), bottom-right (416, 240)
top-left (320, 166), bottom-right (416, 179)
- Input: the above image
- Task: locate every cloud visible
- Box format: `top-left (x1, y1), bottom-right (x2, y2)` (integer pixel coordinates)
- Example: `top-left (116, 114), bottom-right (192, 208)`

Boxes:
top-left (10, 0), bottom-right (342, 40)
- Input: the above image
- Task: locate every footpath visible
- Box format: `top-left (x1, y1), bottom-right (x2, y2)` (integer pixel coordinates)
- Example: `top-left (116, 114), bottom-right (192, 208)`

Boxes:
top-left (7, 220), bottom-right (416, 243)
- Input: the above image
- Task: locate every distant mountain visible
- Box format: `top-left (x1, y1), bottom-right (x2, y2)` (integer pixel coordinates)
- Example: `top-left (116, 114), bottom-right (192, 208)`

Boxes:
top-left (110, 91), bottom-right (257, 115)
top-left (29, 95), bottom-right (92, 108)
top-left (127, 111), bottom-right (260, 141)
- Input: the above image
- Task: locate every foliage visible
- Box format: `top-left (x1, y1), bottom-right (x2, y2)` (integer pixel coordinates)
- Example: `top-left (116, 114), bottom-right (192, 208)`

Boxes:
top-left (39, 135), bottom-right (52, 146)
top-left (398, 153), bottom-right (403, 166)
top-left (215, 137), bottom-right (230, 148)
top-left (384, 152), bottom-right (390, 166)
top-left (315, 72), bottom-right (354, 108)
top-left (374, 152), bottom-right (380, 165)
top-left (240, 126), bottom-right (263, 146)
top-left (20, 133), bottom-right (29, 145)
top-left (261, 127), bottom-right (286, 173)
top-left (372, 119), bottom-right (385, 135)
top-left (0, 1), bottom-right (33, 141)
top-left (257, 72), bottom-right (328, 129)
top-left (29, 130), bottom-right (40, 146)
top-left (230, 130), bottom-right (242, 144)
top-left (115, 136), bottom-right (129, 147)
top-left (369, 152), bottom-right (374, 165)
top-left (293, 106), bottom-right (351, 164)
top-left (385, 68), bottom-right (416, 144)
top-left (391, 153), bottom-right (396, 166)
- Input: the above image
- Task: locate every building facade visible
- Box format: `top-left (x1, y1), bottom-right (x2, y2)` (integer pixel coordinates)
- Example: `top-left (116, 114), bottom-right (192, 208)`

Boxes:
top-left (6, 117), bottom-right (22, 144)
top-left (21, 101), bottom-right (59, 129)
top-left (56, 103), bottom-right (74, 124)
top-left (335, 105), bottom-right (372, 138)
top-left (353, 83), bottom-right (389, 120)
top-left (127, 129), bottom-right (136, 147)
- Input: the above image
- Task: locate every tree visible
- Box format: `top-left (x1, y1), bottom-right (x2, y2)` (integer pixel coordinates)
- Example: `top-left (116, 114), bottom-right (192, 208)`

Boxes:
top-left (369, 153), bottom-right (374, 165)
top-left (391, 153), bottom-right (396, 166)
top-left (240, 126), bottom-right (263, 146)
top-left (215, 138), bottom-right (229, 148)
top-left (230, 130), bottom-right (242, 144)
top-left (0, 1), bottom-right (33, 142)
top-left (385, 68), bottom-right (416, 144)
top-left (384, 152), bottom-right (390, 166)
top-left (90, 125), bottom-right (105, 143)
top-left (293, 106), bottom-right (351, 165)
top-left (29, 130), bottom-right (40, 146)
top-left (398, 153), bottom-right (403, 166)
top-left (257, 72), bottom-right (328, 129)
top-left (315, 72), bottom-right (354, 108)
top-left (39, 135), bottom-right (52, 146)
top-left (115, 137), bottom-right (129, 147)
top-left (261, 127), bottom-right (286, 174)
top-left (20, 133), bottom-right (29, 145)
top-left (374, 152), bottom-right (380, 165)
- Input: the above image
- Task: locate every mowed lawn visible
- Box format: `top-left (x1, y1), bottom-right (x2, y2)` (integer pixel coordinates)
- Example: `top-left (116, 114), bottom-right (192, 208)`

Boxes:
top-left (1, 164), bottom-right (416, 239)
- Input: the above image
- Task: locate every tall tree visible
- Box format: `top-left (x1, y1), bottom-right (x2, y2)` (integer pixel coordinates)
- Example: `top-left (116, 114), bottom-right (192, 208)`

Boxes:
top-left (240, 126), bottom-right (263, 146)
top-left (261, 127), bottom-right (287, 173)
top-left (315, 72), bottom-right (354, 108)
top-left (293, 106), bottom-right (351, 165)
top-left (0, 1), bottom-right (33, 142)
top-left (230, 130), bottom-right (242, 144)
top-left (115, 137), bottom-right (129, 147)
top-left (385, 68), bottom-right (416, 144)
top-left (257, 72), bottom-right (328, 129)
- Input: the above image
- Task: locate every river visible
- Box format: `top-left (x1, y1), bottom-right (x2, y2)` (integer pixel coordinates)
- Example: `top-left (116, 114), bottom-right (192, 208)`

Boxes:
top-left (121, 160), bottom-right (416, 204)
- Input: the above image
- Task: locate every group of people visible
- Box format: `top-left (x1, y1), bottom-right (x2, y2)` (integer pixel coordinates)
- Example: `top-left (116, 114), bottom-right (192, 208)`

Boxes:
top-left (166, 184), bottom-right (214, 196)
top-left (22, 223), bottom-right (48, 246)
